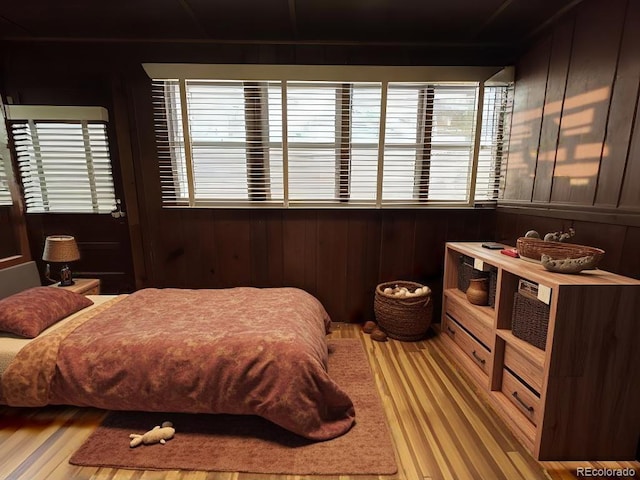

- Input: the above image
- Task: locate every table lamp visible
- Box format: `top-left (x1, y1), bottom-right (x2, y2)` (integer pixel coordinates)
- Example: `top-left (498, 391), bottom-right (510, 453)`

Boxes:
top-left (42, 235), bottom-right (80, 286)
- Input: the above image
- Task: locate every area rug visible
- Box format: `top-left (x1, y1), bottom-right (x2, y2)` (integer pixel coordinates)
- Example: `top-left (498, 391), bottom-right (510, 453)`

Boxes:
top-left (69, 338), bottom-right (398, 475)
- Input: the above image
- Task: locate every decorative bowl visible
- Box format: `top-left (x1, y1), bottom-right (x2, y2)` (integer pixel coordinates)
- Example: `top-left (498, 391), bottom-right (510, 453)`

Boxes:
top-left (540, 254), bottom-right (601, 274)
top-left (516, 237), bottom-right (605, 264)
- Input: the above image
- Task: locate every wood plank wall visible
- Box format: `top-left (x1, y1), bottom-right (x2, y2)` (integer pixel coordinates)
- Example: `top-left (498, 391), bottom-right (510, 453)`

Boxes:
top-left (0, 206), bottom-right (19, 258)
top-left (141, 208), bottom-right (495, 323)
top-left (1, 41), bottom-right (500, 319)
top-left (497, 0), bottom-right (640, 280)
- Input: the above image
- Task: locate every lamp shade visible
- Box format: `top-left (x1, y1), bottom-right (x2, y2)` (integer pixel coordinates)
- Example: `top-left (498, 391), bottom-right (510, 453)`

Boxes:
top-left (42, 235), bottom-right (80, 263)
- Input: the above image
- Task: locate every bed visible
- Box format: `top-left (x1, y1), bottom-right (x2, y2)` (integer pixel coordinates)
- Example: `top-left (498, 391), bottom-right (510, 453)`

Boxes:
top-left (0, 262), bottom-right (355, 441)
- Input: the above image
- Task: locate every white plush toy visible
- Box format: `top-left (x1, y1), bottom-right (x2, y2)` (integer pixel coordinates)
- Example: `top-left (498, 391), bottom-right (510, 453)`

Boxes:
top-left (129, 421), bottom-right (175, 448)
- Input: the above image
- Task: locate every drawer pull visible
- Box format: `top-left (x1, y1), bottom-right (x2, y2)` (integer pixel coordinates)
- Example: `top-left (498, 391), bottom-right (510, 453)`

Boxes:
top-left (512, 391), bottom-right (534, 413)
top-left (447, 326), bottom-right (456, 335)
top-left (472, 350), bottom-right (486, 365)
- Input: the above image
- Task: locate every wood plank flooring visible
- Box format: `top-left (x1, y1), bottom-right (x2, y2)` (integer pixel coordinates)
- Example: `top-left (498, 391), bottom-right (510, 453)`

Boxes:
top-left (0, 323), bottom-right (637, 480)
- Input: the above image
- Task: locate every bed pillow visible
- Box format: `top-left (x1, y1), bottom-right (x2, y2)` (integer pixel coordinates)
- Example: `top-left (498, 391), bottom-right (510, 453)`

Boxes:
top-left (0, 286), bottom-right (94, 338)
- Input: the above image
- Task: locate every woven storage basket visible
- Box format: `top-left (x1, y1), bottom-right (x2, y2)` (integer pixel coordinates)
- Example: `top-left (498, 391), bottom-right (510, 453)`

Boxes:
top-left (516, 237), bottom-right (605, 264)
top-left (374, 281), bottom-right (433, 341)
top-left (511, 292), bottom-right (550, 350)
top-left (488, 267), bottom-right (498, 308)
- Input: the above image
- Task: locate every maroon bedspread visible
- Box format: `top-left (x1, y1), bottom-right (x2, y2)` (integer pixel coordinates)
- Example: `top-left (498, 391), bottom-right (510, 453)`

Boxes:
top-left (3, 288), bottom-right (355, 440)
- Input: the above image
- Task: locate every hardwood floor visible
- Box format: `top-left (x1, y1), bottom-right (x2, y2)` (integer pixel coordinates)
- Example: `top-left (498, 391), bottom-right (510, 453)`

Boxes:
top-left (0, 323), bottom-right (637, 480)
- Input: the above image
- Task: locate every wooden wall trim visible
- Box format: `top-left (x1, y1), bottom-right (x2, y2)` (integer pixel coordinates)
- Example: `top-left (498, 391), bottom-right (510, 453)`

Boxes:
top-left (110, 74), bottom-right (147, 288)
top-left (497, 203), bottom-right (640, 227)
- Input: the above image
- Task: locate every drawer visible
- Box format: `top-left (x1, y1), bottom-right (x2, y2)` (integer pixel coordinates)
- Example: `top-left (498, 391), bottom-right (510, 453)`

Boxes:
top-left (504, 343), bottom-right (544, 393)
top-left (84, 286), bottom-right (100, 295)
top-left (444, 315), bottom-right (491, 376)
top-left (445, 295), bottom-right (493, 348)
top-left (501, 368), bottom-right (540, 426)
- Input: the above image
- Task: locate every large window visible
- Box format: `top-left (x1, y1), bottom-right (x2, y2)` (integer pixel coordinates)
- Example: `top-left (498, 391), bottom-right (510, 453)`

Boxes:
top-left (7, 106), bottom-right (117, 213)
top-left (149, 65), bottom-right (513, 208)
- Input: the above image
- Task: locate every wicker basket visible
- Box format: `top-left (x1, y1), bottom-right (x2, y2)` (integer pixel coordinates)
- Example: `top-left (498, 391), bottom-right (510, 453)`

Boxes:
top-left (511, 292), bottom-right (550, 350)
top-left (516, 237), bottom-right (605, 264)
top-left (488, 267), bottom-right (498, 307)
top-left (374, 281), bottom-right (433, 341)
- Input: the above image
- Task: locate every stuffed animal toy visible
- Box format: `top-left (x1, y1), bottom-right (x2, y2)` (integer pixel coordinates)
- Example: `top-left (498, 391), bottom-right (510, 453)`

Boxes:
top-left (129, 421), bottom-right (175, 448)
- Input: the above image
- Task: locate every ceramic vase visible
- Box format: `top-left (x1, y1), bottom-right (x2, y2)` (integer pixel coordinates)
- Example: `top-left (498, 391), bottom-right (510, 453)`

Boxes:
top-left (466, 278), bottom-right (489, 306)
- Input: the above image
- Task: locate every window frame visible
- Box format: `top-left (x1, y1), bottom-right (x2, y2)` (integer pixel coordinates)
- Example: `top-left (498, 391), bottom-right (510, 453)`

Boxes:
top-left (146, 64), bottom-right (513, 209)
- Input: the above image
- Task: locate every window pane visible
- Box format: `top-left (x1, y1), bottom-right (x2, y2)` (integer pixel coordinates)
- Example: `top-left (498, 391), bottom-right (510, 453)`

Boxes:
top-left (177, 80), bottom-right (284, 203)
top-left (384, 83), bottom-right (477, 202)
top-left (188, 83), bottom-right (246, 143)
top-left (287, 84), bottom-right (335, 143)
top-left (350, 85), bottom-right (381, 201)
top-left (286, 83), bottom-right (337, 201)
top-left (432, 87), bottom-right (476, 143)
top-left (382, 148), bottom-right (417, 200)
top-left (288, 148), bottom-right (336, 200)
top-left (385, 86), bottom-right (419, 144)
top-left (352, 86), bottom-right (382, 143)
top-left (192, 146), bottom-right (247, 200)
top-left (383, 85), bottom-right (420, 200)
top-left (428, 148), bottom-right (470, 200)
top-left (429, 86), bottom-right (476, 201)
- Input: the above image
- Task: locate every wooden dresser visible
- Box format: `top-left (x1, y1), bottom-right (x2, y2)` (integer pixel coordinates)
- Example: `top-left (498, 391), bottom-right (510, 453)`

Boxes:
top-left (440, 242), bottom-right (640, 460)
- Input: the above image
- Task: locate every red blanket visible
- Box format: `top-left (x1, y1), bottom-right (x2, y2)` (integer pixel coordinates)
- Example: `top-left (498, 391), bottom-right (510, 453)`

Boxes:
top-left (2, 288), bottom-right (355, 440)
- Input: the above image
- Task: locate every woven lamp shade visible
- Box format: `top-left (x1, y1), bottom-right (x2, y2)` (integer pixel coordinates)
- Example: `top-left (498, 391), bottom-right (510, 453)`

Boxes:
top-left (42, 235), bottom-right (80, 262)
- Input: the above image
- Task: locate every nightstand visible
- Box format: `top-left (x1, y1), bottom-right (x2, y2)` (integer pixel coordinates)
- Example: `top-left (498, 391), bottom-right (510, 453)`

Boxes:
top-left (49, 278), bottom-right (101, 295)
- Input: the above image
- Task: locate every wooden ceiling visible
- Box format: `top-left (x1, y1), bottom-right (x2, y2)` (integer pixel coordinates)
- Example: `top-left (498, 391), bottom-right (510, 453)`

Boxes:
top-left (0, 0), bottom-right (584, 63)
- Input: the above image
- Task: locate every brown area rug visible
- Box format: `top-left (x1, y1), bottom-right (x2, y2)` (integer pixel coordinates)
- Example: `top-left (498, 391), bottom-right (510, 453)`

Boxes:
top-left (69, 338), bottom-right (397, 475)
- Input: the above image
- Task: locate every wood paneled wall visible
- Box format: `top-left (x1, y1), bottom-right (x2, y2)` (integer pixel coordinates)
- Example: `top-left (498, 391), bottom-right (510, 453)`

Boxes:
top-left (502, 0), bottom-right (640, 212)
top-left (497, 0), bottom-right (640, 280)
top-left (144, 208), bottom-right (494, 323)
top-left (0, 206), bottom-right (19, 258)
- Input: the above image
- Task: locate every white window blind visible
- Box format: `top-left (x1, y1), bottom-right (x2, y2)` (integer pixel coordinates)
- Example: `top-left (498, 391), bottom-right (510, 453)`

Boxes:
top-left (0, 150), bottom-right (12, 206)
top-left (11, 119), bottom-right (116, 213)
top-left (0, 105), bottom-right (12, 206)
top-left (474, 85), bottom-right (513, 202)
top-left (150, 68), bottom-right (512, 208)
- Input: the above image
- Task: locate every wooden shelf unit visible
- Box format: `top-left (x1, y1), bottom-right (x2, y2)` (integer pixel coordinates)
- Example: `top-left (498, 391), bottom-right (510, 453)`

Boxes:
top-left (440, 242), bottom-right (640, 461)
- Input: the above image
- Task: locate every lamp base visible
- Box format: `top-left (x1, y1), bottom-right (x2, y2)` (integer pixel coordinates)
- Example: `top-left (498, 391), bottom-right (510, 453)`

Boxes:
top-left (59, 264), bottom-right (75, 286)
